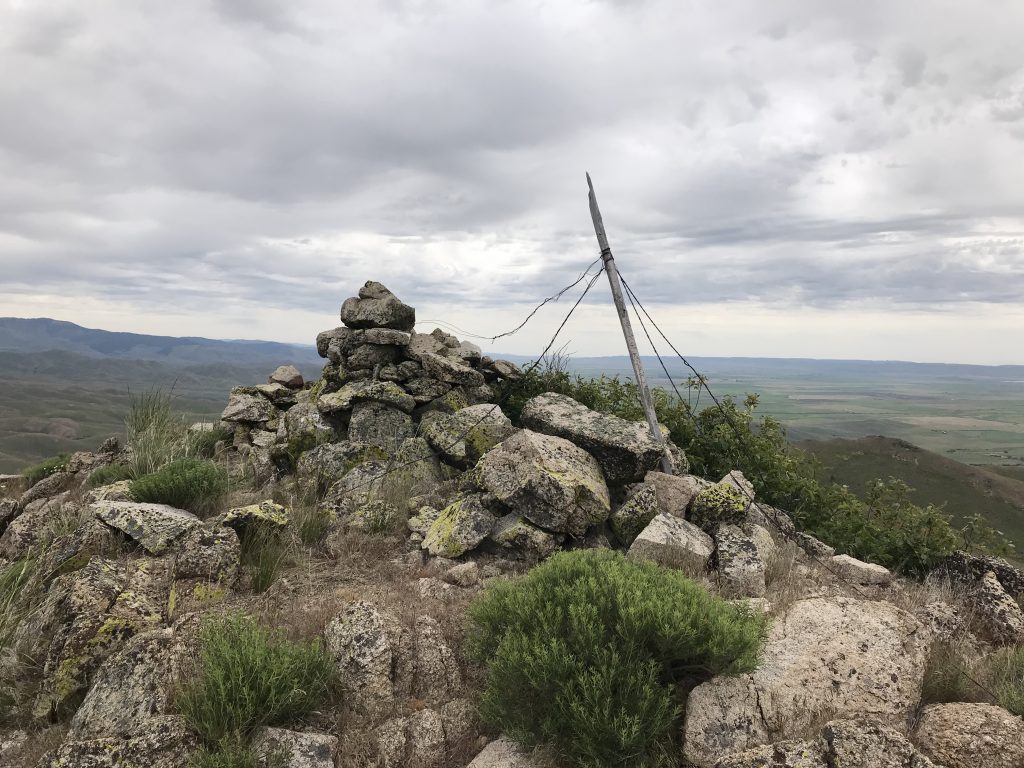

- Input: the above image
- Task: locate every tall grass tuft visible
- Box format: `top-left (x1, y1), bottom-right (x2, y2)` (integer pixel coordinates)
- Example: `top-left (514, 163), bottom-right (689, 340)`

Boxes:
top-left (239, 525), bottom-right (290, 594)
top-left (0, 557), bottom-right (44, 721)
top-left (130, 458), bottom-right (229, 515)
top-left (127, 390), bottom-right (188, 477)
top-left (986, 644), bottom-right (1024, 716)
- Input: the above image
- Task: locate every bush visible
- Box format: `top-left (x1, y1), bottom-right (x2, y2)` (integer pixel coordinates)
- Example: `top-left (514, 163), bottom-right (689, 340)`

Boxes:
top-left (21, 454), bottom-right (69, 486)
top-left (86, 463), bottom-right (133, 488)
top-left (466, 549), bottom-right (768, 767)
top-left (130, 458), bottom-right (229, 515)
top-left (176, 612), bottom-right (336, 749)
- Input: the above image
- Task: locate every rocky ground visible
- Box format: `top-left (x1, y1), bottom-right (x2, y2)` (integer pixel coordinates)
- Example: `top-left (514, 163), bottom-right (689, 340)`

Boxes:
top-left (1, 281), bottom-right (1023, 768)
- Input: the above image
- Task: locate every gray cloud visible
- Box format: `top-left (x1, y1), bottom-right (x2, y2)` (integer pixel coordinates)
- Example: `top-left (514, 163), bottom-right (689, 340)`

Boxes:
top-left (0, 0), bottom-right (1022, 360)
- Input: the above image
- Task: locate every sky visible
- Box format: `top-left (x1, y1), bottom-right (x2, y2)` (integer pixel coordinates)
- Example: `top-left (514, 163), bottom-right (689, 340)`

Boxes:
top-left (1, 0), bottom-right (1023, 365)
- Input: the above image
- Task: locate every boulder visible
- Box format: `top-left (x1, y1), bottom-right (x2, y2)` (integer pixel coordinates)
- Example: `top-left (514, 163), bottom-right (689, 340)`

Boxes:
top-left (316, 326), bottom-right (352, 361)
top-left (296, 441), bottom-right (387, 484)
top-left (467, 738), bottom-right (545, 768)
top-left (488, 514), bottom-right (561, 560)
top-left (36, 716), bottom-right (198, 768)
top-left (521, 392), bottom-right (664, 485)
top-left (255, 382), bottom-right (298, 408)
top-left (347, 342), bottom-right (403, 370)
top-left (172, 526), bottom-right (240, 583)
top-left (714, 524), bottom-right (766, 598)
top-left (348, 401), bottom-right (414, 451)
top-left (420, 352), bottom-right (486, 388)
top-left (278, 401), bottom-right (335, 448)
top-left (936, 551), bottom-right (1024, 600)
top-left (220, 392), bottom-right (276, 423)
top-left (914, 703), bottom-right (1024, 768)
top-left (423, 495), bottom-right (496, 558)
top-left (974, 570), bottom-right (1024, 644)
top-left (412, 615), bottom-right (462, 702)
top-left (643, 471), bottom-right (709, 517)
top-left (340, 281), bottom-right (416, 331)
top-left (795, 531), bottom-right (835, 559)
top-left (222, 500), bottom-right (290, 530)
top-left (609, 483), bottom-right (660, 545)
top-left (378, 708), bottom-right (447, 768)
top-left (93, 501), bottom-right (202, 555)
top-left (18, 470), bottom-right (75, 509)
top-left (423, 404), bottom-right (516, 469)
top-left (268, 364), bottom-right (304, 389)
top-left (689, 483), bottom-right (749, 531)
top-left (252, 727), bottom-right (338, 768)
top-left (627, 513), bottom-right (713, 573)
top-left (683, 597), bottom-right (929, 766)
top-left (0, 495), bottom-right (67, 559)
top-left (831, 554), bottom-right (893, 585)
top-left (477, 429), bottom-right (610, 537)
top-left (318, 380), bottom-right (416, 414)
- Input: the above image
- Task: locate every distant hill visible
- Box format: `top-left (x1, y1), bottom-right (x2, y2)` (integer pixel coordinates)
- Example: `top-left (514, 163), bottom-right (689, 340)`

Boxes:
top-left (799, 435), bottom-right (1024, 549)
top-left (0, 317), bottom-right (321, 367)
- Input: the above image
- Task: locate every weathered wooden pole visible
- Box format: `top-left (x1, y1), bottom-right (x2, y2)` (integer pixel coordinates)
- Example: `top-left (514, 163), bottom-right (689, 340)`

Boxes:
top-left (587, 172), bottom-right (674, 474)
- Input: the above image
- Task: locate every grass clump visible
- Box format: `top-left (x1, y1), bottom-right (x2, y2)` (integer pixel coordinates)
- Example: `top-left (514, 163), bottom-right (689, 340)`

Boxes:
top-left (920, 641), bottom-right (987, 706)
top-left (130, 458), bottom-right (229, 515)
top-left (21, 454), bottom-right (69, 487)
top-left (176, 612), bottom-right (336, 765)
top-left (86, 463), bottom-right (133, 488)
top-left (239, 526), bottom-right (290, 593)
top-left (466, 549), bottom-right (768, 768)
top-left (985, 644), bottom-right (1024, 716)
top-left (0, 557), bottom-right (44, 721)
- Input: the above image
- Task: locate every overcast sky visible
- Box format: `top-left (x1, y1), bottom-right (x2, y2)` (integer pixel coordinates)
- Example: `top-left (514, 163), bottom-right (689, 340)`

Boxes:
top-left (2, 1), bottom-right (1023, 364)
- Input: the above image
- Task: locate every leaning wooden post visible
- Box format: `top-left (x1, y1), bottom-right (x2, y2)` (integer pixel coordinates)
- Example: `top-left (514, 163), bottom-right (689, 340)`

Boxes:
top-left (587, 172), bottom-right (674, 474)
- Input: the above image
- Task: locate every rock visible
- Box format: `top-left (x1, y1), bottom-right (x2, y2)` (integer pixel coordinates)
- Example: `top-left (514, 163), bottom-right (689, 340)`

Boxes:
top-left (974, 570), bottom-right (1024, 644)
top-left (340, 281), bottom-right (416, 331)
top-left (36, 716), bottom-right (198, 768)
top-left (488, 359), bottom-right (522, 379)
top-left (269, 365), bottom-right (305, 388)
top-left (379, 708), bottom-right (447, 768)
top-left (713, 739), bottom-right (825, 767)
top-left (720, 470), bottom-right (755, 501)
top-left (0, 495), bottom-right (67, 559)
top-left (296, 441), bottom-right (387, 484)
top-left (477, 429), bottom-right (610, 537)
top-left (444, 561), bottom-right (481, 587)
top-left (643, 471), bottom-right (709, 517)
top-left (412, 615), bottom-right (462, 702)
top-left (324, 602), bottom-right (411, 715)
top-left (795, 531), bottom-right (835, 559)
top-left (423, 404), bottom-right (516, 469)
top-left (489, 514), bottom-right (561, 560)
top-left (418, 576), bottom-right (459, 601)
top-left (358, 327), bottom-right (412, 346)
top-left (421, 353), bottom-right (486, 388)
top-left (914, 703), bottom-right (1024, 768)
top-left (319, 380), bottom-right (416, 414)
top-left (19, 470), bottom-right (75, 509)
top-left (172, 526), bottom-right (240, 583)
top-left (255, 382), bottom-right (298, 408)
top-left (467, 738), bottom-right (545, 768)
top-left (689, 483), bottom-right (749, 531)
top-left (406, 376), bottom-right (454, 404)
top-left (0, 499), bottom-right (18, 534)
top-left (409, 505), bottom-right (443, 536)
top-left (348, 401), bottom-right (414, 451)
top-left (252, 727), bottom-right (338, 768)
top-left (521, 392), bottom-right (664, 484)
top-left (831, 554), bottom-right (893, 585)
top-left (222, 500), bottom-right (290, 530)
top-left (220, 391), bottom-right (276, 423)
top-left (423, 495), bottom-right (496, 558)
top-left (347, 342), bottom-right (402, 370)
top-left (610, 484), bottom-right (660, 545)
top-left (93, 501), bottom-right (202, 555)
top-left (85, 479), bottom-right (133, 504)
top-left (0, 729), bottom-right (27, 765)
top-left (627, 513), bottom-right (713, 573)
top-left (714, 524), bottom-right (766, 598)
top-left (316, 326), bottom-right (352, 361)
top-left (278, 401), bottom-right (335, 448)
top-left (936, 550), bottom-right (1024, 600)
top-left (747, 525), bottom-right (777, 570)
top-left (69, 629), bottom-right (174, 740)
top-left (683, 597), bottom-right (928, 766)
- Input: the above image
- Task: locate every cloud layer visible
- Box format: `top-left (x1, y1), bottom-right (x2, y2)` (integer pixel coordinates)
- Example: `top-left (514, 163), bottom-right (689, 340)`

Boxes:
top-left (1, 0), bottom-right (1022, 362)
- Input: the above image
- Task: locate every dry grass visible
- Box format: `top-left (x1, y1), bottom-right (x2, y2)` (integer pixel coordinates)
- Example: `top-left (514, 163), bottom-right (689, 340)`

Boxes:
top-left (11, 724), bottom-right (67, 766)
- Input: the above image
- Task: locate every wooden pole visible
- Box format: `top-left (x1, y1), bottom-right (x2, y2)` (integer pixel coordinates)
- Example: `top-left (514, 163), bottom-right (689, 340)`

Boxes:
top-left (587, 173), bottom-right (674, 474)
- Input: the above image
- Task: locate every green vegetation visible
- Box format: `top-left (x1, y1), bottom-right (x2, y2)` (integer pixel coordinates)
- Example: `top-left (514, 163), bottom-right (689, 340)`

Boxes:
top-left (239, 526), bottom-right (290, 593)
top-left (86, 463), bottom-right (133, 488)
top-left (920, 641), bottom-right (986, 706)
top-left (466, 549), bottom-right (767, 768)
top-left (130, 457), bottom-right (229, 515)
top-left (498, 366), bottom-right (1010, 575)
top-left (176, 612), bottom-right (335, 767)
top-left (0, 557), bottom-right (43, 721)
top-left (20, 454), bottom-right (69, 486)
top-left (986, 645), bottom-right (1024, 716)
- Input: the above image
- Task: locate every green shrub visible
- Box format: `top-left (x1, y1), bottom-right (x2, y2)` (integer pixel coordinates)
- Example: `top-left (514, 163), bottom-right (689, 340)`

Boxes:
top-left (176, 612), bottom-right (336, 749)
top-left (130, 458), bottom-right (229, 515)
top-left (21, 454), bottom-right (69, 486)
top-left (466, 549), bottom-right (768, 767)
top-left (239, 526), bottom-right (290, 593)
top-left (186, 426), bottom-right (232, 460)
top-left (87, 463), bottom-right (133, 488)
top-left (986, 644), bottom-right (1024, 716)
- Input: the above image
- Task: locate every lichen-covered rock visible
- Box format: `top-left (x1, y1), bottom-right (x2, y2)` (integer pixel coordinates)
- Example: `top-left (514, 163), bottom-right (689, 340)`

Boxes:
top-left (831, 554), bottom-right (893, 585)
top-left (610, 483), bottom-right (659, 545)
top-left (683, 597), bottom-right (928, 766)
top-left (18, 469), bottom-right (76, 509)
top-left (423, 404), bottom-right (515, 469)
top-left (340, 281), bottom-right (416, 331)
top-left (252, 727), bottom-right (338, 768)
top-left (477, 429), bottom-right (610, 537)
top-left (643, 471), bottom-right (710, 517)
top-left (68, 628), bottom-right (174, 740)
top-left (324, 602), bottom-right (411, 715)
top-left (795, 531), bottom-right (835, 558)
top-left (714, 524), bottom-right (766, 598)
top-left (719, 470), bottom-right (755, 501)
top-left (348, 401), bottom-right (414, 451)
top-left (713, 739), bottom-right (825, 767)
top-left (36, 716), bottom-right (198, 768)
top-left (220, 391), bottom-right (276, 423)
top-left (277, 401), bottom-right (336, 449)
top-left (349, 499), bottom-right (401, 532)
top-left (627, 513), bottom-right (713, 573)
top-left (914, 703), bottom-right (1024, 768)
top-left (93, 501), bottom-right (202, 555)
top-left (936, 550), bottom-right (1024, 600)
top-left (689, 483), bottom-right (749, 531)
top-left (85, 479), bottom-right (134, 504)
top-left (423, 495), bottom-right (496, 558)
top-left (420, 352), bottom-right (486, 388)
top-left (378, 708), bottom-right (447, 768)
top-left (444, 561), bottom-right (480, 587)
top-left (467, 738), bottom-right (545, 768)
top-left (521, 392), bottom-right (664, 485)
top-left (222, 500), bottom-right (289, 529)
top-left (489, 514), bottom-right (561, 560)
top-left (172, 526), bottom-right (239, 583)
top-left (255, 382), bottom-right (298, 408)
top-left (974, 570), bottom-right (1024, 644)
top-left (269, 364), bottom-right (304, 389)
top-left (0, 729), bottom-right (27, 765)
top-left (0, 495), bottom-right (69, 559)
top-left (412, 615), bottom-right (462, 702)
top-left (296, 441), bottom-right (388, 484)
top-left (319, 380), bottom-right (416, 414)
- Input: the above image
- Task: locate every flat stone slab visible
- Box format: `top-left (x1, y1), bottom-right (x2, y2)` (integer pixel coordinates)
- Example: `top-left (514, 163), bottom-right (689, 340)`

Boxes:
top-left (93, 501), bottom-right (202, 554)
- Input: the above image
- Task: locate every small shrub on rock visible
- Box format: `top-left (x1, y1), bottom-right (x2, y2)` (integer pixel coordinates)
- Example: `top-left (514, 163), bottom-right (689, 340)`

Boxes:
top-left (689, 483), bottom-right (748, 530)
top-left (466, 549), bottom-right (768, 768)
top-left (176, 612), bottom-right (336, 762)
top-left (86, 463), bottom-right (133, 488)
top-left (21, 454), bottom-right (69, 486)
top-left (130, 457), bottom-right (229, 515)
